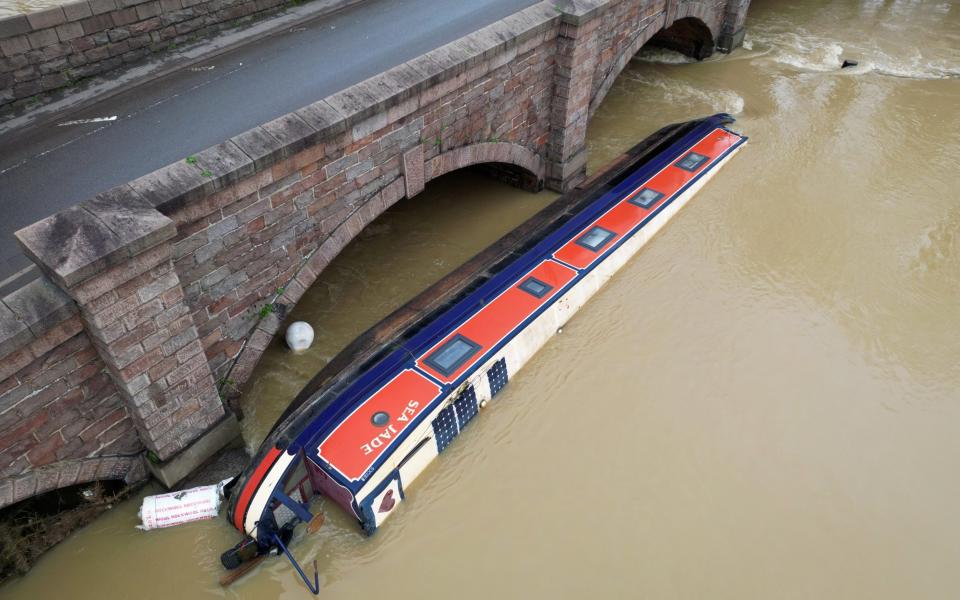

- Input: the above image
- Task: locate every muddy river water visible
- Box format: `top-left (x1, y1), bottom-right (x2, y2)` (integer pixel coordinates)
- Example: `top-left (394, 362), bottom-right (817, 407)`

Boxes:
top-left (4, 0), bottom-right (960, 597)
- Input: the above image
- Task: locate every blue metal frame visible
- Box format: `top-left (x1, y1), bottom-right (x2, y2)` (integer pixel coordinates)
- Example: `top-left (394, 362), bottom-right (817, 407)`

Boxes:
top-left (273, 488), bottom-right (314, 523)
top-left (286, 115), bottom-right (746, 498)
top-left (271, 532), bottom-right (320, 594)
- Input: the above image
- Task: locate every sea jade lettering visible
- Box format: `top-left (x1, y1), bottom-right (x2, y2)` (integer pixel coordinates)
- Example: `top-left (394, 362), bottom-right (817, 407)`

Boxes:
top-left (360, 400), bottom-right (420, 455)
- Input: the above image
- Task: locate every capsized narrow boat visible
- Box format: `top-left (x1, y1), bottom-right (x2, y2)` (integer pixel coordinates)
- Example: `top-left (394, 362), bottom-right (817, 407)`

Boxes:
top-left (221, 114), bottom-right (747, 591)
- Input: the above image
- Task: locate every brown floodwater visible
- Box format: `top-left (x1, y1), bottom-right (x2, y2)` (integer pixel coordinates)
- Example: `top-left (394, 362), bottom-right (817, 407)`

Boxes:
top-left (4, 0), bottom-right (960, 597)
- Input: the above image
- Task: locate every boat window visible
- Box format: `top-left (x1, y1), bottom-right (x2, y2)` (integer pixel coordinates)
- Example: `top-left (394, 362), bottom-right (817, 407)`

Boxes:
top-left (371, 411), bottom-right (390, 426)
top-left (575, 226), bottom-right (616, 252)
top-left (628, 187), bottom-right (664, 209)
top-left (518, 276), bottom-right (553, 298)
top-left (424, 335), bottom-right (482, 376)
top-left (676, 152), bottom-right (708, 172)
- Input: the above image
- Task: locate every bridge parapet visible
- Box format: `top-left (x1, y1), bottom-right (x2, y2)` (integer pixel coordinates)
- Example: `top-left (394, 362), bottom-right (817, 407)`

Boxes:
top-left (0, 277), bottom-right (144, 507)
top-left (2, 0), bottom-right (750, 507)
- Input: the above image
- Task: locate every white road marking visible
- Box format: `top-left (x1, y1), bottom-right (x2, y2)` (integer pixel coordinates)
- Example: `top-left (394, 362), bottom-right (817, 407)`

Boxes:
top-left (2, 61), bottom-right (248, 177)
top-left (57, 116), bottom-right (118, 126)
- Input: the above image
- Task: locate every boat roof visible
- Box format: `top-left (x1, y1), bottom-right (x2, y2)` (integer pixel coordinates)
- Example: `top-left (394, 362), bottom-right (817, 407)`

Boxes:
top-left (293, 114), bottom-right (747, 493)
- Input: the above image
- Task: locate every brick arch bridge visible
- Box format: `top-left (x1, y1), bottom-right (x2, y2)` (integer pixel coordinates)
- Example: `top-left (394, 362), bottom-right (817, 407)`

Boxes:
top-left (589, 6), bottom-right (725, 118)
top-left (4, 0), bottom-right (751, 508)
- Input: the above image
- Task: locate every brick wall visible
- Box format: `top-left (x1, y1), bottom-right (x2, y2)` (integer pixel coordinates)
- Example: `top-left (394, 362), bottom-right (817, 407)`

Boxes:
top-left (165, 35), bottom-right (557, 387)
top-left (3, 0), bottom-right (750, 508)
top-left (587, 0), bottom-right (729, 117)
top-left (0, 278), bottom-right (144, 508)
top-left (0, 0), bottom-right (360, 112)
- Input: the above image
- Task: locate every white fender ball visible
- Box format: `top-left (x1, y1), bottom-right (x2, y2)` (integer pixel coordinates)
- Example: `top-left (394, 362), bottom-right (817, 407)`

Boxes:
top-left (285, 321), bottom-right (314, 352)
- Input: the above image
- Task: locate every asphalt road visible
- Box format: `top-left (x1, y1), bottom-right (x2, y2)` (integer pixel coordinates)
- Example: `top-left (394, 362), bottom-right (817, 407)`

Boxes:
top-left (0, 0), bottom-right (540, 287)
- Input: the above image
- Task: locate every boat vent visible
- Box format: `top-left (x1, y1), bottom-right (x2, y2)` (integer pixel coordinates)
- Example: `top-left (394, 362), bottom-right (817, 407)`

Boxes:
top-left (487, 358), bottom-right (509, 397)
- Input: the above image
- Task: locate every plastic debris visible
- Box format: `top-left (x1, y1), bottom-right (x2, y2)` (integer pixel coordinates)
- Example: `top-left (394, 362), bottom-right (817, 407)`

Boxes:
top-left (137, 479), bottom-right (232, 530)
top-left (285, 321), bottom-right (315, 352)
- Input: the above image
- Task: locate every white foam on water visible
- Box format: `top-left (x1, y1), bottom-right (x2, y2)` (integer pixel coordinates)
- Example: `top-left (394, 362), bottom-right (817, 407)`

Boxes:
top-left (906, 208), bottom-right (959, 273)
top-left (633, 47), bottom-right (697, 65)
top-left (747, 24), bottom-right (960, 80)
top-left (776, 39), bottom-right (846, 72)
top-left (869, 59), bottom-right (960, 80)
top-left (622, 71), bottom-right (745, 115)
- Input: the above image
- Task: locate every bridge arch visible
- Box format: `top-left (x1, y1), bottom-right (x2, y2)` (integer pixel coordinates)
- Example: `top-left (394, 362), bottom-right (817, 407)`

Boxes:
top-left (1, 456), bottom-right (144, 510)
top-left (424, 142), bottom-right (545, 191)
top-left (225, 142), bottom-right (545, 385)
top-left (589, 12), bottom-right (718, 120)
top-left (648, 16), bottom-right (716, 61)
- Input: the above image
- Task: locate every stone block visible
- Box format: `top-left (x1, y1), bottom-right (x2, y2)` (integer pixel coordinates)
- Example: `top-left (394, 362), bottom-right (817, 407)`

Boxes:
top-left (63, 1), bottom-right (94, 21)
top-left (80, 15), bottom-right (113, 34)
top-left (351, 111), bottom-right (388, 141)
top-left (0, 35), bottom-right (30, 56)
top-left (16, 62), bottom-right (43, 84)
top-left (230, 125), bottom-right (283, 171)
top-left (192, 140), bottom-right (255, 190)
top-left (107, 27), bottom-right (129, 42)
top-left (88, 0), bottom-right (116, 14)
top-left (26, 7), bottom-right (67, 30)
top-left (381, 61), bottom-right (431, 97)
top-left (2, 276), bottom-right (77, 337)
top-left (0, 301), bottom-right (32, 359)
top-left (55, 21), bottom-right (84, 42)
top-left (15, 205), bottom-right (124, 288)
top-left (461, 27), bottom-right (508, 65)
top-left (0, 15), bottom-right (31, 40)
top-left (404, 52), bottom-right (448, 89)
top-left (324, 83), bottom-right (381, 126)
top-left (344, 158), bottom-right (373, 181)
top-left (111, 8), bottom-right (137, 26)
top-left (129, 158), bottom-right (211, 212)
top-left (135, 270), bottom-right (178, 304)
top-left (323, 153), bottom-right (358, 178)
top-left (261, 112), bottom-right (317, 159)
top-left (135, 0), bottom-right (161, 19)
top-left (556, 0), bottom-right (607, 25)
top-left (12, 472), bottom-right (37, 503)
top-left (83, 184), bottom-right (176, 258)
top-left (38, 56), bottom-right (67, 73)
top-left (40, 40), bottom-right (71, 59)
top-left (295, 99), bottom-right (345, 137)
top-left (40, 71), bottom-right (68, 90)
top-left (0, 479), bottom-right (11, 508)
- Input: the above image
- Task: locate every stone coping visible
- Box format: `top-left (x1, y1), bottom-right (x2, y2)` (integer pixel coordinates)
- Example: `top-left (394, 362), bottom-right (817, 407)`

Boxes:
top-left (0, 0), bottom-right (599, 42)
top-left (0, 0), bottom-right (374, 115)
top-left (16, 186), bottom-right (176, 288)
top-left (0, 274), bottom-right (77, 360)
top-left (15, 0), bottom-right (604, 293)
top-left (0, 0), bottom-right (342, 40)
